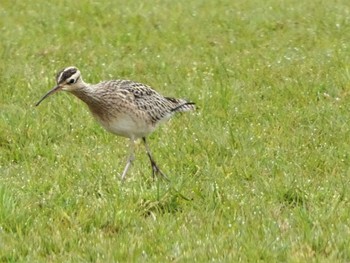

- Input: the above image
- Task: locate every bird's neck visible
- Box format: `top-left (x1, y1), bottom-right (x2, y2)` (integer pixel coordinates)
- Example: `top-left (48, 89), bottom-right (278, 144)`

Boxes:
top-left (68, 83), bottom-right (112, 122)
top-left (69, 83), bottom-right (99, 105)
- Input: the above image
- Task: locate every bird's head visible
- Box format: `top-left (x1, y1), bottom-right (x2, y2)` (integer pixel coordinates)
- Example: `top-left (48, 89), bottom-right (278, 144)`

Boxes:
top-left (35, 66), bottom-right (84, 106)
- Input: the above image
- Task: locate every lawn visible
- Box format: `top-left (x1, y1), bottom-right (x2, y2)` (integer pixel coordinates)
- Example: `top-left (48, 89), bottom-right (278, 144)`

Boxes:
top-left (1, 0), bottom-right (350, 261)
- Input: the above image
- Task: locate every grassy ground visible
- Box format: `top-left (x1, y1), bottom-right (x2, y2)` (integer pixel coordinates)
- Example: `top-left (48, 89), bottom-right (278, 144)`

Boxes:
top-left (1, 0), bottom-right (350, 261)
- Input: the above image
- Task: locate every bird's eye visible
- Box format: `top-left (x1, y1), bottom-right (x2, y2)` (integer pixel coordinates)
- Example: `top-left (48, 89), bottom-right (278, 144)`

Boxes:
top-left (68, 79), bottom-right (75, 84)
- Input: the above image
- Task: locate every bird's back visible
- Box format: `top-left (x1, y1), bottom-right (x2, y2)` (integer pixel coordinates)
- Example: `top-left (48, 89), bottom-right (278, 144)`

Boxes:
top-left (93, 80), bottom-right (194, 122)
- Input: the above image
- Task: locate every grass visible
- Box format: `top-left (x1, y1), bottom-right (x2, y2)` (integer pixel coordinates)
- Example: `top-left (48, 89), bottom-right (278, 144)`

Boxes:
top-left (1, 0), bottom-right (350, 261)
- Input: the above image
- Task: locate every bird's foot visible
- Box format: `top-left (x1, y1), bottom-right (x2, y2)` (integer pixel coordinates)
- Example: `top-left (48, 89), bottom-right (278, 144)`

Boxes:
top-left (150, 161), bottom-right (169, 181)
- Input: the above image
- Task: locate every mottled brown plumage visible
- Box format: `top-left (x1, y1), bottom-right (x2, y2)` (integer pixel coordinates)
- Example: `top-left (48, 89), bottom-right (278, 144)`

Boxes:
top-left (36, 66), bottom-right (195, 180)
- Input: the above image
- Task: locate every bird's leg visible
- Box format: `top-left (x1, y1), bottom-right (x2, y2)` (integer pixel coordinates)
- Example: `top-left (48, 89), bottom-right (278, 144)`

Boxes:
top-left (121, 138), bottom-right (135, 180)
top-left (142, 137), bottom-right (169, 181)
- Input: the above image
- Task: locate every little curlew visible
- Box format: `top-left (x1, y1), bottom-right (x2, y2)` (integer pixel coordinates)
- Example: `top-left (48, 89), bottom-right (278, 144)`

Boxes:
top-left (35, 66), bottom-right (195, 180)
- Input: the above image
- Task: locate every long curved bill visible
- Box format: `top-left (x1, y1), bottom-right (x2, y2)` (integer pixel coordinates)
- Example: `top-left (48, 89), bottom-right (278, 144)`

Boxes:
top-left (35, 85), bottom-right (62, 106)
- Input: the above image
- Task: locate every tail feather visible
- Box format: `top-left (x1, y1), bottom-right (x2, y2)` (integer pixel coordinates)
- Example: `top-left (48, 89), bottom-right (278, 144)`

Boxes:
top-left (165, 97), bottom-right (196, 113)
top-left (170, 101), bottom-right (196, 112)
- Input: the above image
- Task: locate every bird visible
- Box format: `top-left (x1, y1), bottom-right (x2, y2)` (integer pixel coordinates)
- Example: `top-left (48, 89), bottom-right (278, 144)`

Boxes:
top-left (35, 66), bottom-right (195, 180)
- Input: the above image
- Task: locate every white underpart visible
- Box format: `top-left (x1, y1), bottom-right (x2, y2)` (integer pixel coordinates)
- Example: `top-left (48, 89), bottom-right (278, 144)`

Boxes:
top-left (96, 113), bottom-right (156, 139)
top-left (158, 112), bottom-right (173, 124)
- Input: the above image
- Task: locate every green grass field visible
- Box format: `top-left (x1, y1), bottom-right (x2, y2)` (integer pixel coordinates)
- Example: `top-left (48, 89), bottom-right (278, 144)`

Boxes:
top-left (1, 0), bottom-right (350, 261)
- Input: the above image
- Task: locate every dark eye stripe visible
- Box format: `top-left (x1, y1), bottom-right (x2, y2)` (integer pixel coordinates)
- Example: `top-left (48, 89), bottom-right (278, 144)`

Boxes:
top-left (56, 68), bottom-right (78, 83)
